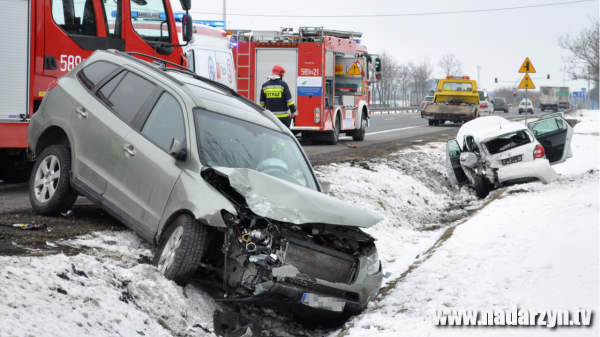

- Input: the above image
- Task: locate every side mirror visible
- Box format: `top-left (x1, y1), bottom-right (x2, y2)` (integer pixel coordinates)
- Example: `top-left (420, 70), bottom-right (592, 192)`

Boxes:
top-left (169, 138), bottom-right (186, 161)
top-left (183, 14), bottom-right (193, 42)
top-left (179, 0), bottom-right (191, 11)
top-left (318, 177), bottom-right (331, 194)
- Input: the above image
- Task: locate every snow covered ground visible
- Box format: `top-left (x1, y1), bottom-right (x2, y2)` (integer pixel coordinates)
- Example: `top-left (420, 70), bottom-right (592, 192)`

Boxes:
top-left (333, 110), bottom-right (599, 336)
top-left (0, 111), bottom-right (596, 337)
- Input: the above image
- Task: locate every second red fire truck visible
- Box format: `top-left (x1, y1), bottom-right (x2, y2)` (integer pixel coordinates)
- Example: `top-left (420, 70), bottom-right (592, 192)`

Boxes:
top-left (232, 27), bottom-right (381, 144)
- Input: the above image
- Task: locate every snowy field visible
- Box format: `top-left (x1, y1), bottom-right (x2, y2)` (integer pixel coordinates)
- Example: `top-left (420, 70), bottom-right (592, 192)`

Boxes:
top-left (0, 111), bottom-right (597, 336)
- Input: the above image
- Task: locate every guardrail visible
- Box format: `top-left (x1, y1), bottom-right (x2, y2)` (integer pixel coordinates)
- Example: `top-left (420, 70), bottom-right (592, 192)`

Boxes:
top-left (370, 107), bottom-right (421, 113)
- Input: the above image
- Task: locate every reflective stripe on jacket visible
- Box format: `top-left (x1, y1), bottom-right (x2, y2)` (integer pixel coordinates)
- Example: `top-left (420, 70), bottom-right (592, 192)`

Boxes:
top-left (259, 76), bottom-right (296, 118)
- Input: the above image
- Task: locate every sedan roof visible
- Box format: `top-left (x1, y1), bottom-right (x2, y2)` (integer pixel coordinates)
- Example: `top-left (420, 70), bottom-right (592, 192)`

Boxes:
top-left (457, 116), bottom-right (527, 149)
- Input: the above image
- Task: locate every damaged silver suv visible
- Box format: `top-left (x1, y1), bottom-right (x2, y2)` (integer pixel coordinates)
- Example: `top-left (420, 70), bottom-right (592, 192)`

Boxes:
top-left (27, 50), bottom-right (384, 316)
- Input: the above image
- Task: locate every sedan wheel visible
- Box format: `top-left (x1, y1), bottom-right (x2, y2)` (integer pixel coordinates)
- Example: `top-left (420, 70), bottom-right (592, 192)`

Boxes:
top-left (29, 145), bottom-right (78, 215)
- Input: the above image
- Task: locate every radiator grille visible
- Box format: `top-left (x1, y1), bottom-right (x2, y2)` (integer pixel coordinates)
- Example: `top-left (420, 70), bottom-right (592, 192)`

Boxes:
top-left (282, 243), bottom-right (355, 284)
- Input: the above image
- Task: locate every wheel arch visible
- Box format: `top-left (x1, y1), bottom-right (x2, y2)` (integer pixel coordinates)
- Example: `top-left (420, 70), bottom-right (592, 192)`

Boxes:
top-left (35, 125), bottom-right (73, 159)
top-left (356, 100), bottom-right (369, 128)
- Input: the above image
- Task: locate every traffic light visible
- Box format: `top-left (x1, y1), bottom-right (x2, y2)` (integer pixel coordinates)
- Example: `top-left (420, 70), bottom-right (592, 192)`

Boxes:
top-left (547, 74), bottom-right (550, 79)
top-left (495, 78), bottom-right (498, 83)
top-left (513, 91), bottom-right (516, 97)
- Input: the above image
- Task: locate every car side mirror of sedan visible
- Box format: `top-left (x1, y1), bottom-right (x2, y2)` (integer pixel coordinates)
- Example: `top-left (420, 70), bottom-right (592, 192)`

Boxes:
top-left (318, 177), bottom-right (331, 194)
top-left (169, 138), bottom-right (186, 161)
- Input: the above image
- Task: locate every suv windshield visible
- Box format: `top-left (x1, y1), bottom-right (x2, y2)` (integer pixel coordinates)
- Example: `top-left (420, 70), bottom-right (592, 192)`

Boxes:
top-left (194, 109), bottom-right (317, 190)
top-left (484, 130), bottom-right (532, 154)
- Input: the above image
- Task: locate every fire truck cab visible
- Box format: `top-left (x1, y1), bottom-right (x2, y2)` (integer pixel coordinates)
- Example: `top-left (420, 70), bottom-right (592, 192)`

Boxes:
top-left (232, 27), bottom-right (380, 145)
top-left (0, 0), bottom-right (191, 182)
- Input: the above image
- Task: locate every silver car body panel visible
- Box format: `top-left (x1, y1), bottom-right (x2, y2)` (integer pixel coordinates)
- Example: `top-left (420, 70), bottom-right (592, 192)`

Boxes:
top-left (497, 158), bottom-right (558, 184)
top-left (211, 167), bottom-right (384, 228)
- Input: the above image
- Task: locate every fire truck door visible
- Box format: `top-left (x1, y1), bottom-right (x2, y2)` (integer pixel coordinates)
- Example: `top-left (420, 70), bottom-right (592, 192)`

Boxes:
top-left (0, 0), bottom-right (30, 121)
top-left (255, 49), bottom-right (298, 108)
top-left (44, 0), bottom-right (124, 79)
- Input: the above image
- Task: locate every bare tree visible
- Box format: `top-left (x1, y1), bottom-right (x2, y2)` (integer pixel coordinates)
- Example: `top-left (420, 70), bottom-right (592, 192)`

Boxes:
top-left (397, 64), bottom-right (411, 107)
top-left (372, 51), bottom-right (401, 106)
top-left (437, 54), bottom-right (463, 76)
top-left (409, 57), bottom-right (434, 106)
top-left (557, 15), bottom-right (599, 83)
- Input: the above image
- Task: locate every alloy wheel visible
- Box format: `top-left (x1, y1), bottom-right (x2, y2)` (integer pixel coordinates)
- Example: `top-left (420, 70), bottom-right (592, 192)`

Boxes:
top-left (33, 155), bottom-right (60, 202)
top-left (157, 226), bottom-right (184, 274)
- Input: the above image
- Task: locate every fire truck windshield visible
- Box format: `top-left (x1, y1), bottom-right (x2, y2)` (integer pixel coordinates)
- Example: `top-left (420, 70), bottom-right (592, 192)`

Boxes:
top-left (130, 0), bottom-right (170, 43)
top-left (193, 109), bottom-right (317, 190)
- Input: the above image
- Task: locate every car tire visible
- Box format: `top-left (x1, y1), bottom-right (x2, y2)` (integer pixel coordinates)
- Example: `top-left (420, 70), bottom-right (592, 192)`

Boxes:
top-left (504, 109), bottom-right (508, 113)
top-left (327, 116), bottom-right (341, 145)
top-left (352, 116), bottom-right (367, 141)
top-left (473, 174), bottom-right (489, 199)
top-left (433, 119), bottom-right (439, 126)
top-left (439, 119), bottom-right (446, 125)
top-left (428, 119), bottom-right (433, 126)
top-left (29, 145), bottom-right (78, 216)
top-left (153, 213), bottom-right (209, 287)
top-left (0, 149), bottom-right (34, 183)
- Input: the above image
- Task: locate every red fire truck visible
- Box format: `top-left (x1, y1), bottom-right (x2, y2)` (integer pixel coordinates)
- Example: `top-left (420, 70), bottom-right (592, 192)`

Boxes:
top-left (0, 0), bottom-right (193, 182)
top-left (232, 27), bottom-right (381, 144)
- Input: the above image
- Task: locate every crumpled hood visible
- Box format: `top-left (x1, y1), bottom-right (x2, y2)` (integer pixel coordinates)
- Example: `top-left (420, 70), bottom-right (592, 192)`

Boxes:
top-left (210, 167), bottom-right (384, 228)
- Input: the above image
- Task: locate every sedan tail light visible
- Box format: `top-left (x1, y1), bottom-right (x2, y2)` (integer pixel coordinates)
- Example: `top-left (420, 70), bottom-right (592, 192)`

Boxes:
top-left (480, 103), bottom-right (488, 108)
top-left (47, 79), bottom-right (59, 91)
top-left (534, 145), bottom-right (545, 159)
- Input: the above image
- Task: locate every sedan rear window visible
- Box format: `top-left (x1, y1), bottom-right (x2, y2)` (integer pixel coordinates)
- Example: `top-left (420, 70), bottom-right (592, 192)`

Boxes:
top-left (484, 130), bottom-right (532, 155)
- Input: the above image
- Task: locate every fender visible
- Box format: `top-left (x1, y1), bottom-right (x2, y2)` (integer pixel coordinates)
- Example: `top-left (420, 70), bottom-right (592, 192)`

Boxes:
top-left (323, 108), bottom-right (342, 132)
top-left (156, 169), bottom-right (237, 244)
top-left (355, 100), bottom-right (369, 128)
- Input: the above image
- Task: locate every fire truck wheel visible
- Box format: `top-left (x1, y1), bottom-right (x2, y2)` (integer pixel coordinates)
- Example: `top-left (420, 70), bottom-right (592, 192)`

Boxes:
top-left (352, 117), bottom-right (367, 141)
top-left (433, 119), bottom-right (440, 126)
top-left (29, 145), bottom-right (78, 216)
top-left (327, 116), bottom-right (341, 145)
top-left (301, 131), bottom-right (310, 141)
top-left (0, 150), bottom-right (34, 183)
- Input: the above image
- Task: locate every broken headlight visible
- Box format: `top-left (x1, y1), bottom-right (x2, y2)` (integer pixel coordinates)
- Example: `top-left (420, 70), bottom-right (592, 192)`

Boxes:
top-left (366, 249), bottom-right (380, 275)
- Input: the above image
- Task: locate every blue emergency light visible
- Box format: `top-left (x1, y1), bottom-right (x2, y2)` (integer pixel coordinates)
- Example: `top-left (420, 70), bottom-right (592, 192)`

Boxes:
top-left (193, 20), bottom-right (225, 27)
top-left (174, 13), bottom-right (185, 21)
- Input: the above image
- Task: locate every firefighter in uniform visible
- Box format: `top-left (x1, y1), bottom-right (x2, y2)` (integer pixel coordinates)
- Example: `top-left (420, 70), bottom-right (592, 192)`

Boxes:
top-left (259, 65), bottom-right (297, 128)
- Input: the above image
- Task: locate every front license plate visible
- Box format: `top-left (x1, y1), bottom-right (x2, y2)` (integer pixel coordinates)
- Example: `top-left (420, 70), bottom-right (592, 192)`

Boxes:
top-left (300, 293), bottom-right (346, 312)
top-left (502, 155), bottom-right (522, 165)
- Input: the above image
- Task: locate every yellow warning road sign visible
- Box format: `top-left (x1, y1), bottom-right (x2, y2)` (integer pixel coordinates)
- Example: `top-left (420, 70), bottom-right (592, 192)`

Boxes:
top-left (518, 57), bottom-right (537, 73)
top-left (518, 74), bottom-right (536, 89)
top-left (532, 96), bottom-right (536, 101)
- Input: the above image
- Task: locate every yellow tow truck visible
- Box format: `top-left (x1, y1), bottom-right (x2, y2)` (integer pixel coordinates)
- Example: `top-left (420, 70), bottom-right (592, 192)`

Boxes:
top-left (421, 75), bottom-right (480, 126)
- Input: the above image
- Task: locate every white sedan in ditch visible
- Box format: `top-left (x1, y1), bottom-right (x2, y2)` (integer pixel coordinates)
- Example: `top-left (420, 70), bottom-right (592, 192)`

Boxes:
top-left (445, 113), bottom-right (573, 198)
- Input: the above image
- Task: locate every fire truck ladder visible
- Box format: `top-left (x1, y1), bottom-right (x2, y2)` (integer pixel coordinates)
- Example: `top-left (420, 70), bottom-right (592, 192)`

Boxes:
top-left (235, 31), bottom-right (251, 99)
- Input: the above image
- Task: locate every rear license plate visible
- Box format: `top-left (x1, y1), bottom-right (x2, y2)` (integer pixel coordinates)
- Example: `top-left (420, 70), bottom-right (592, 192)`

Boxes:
top-left (502, 155), bottom-right (522, 165)
top-left (300, 293), bottom-right (346, 312)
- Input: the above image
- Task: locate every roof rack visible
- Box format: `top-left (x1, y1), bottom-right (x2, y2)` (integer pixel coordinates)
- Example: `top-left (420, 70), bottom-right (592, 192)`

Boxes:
top-left (231, 26), bottom-right (362, 43)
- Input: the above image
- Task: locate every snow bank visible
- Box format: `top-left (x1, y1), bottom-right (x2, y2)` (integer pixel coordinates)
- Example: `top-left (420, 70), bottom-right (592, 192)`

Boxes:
top-left (334, 110), bottom-right (599, 337)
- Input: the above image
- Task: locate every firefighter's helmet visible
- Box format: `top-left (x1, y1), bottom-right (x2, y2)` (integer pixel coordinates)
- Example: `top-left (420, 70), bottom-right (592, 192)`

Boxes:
top-left (272, 65), bottom-right (286, 77)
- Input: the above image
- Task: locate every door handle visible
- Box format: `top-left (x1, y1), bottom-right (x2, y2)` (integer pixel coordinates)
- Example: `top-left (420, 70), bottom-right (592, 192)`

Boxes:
top-left (76, 107), bottom-right (87, 118)
top-left (122, 145), bottom-right (135, 157)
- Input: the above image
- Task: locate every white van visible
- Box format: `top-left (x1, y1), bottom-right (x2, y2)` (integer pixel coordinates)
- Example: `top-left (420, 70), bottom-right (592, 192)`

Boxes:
top-left (176, 18), bottom-right (236, 90)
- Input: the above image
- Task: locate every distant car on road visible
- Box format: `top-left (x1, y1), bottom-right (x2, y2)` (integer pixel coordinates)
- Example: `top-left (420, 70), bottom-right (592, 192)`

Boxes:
top-left (508, 103), bottom-right (514, 108)
top-left (478, 90), bottom-right (493, 115)
top-left (446, 114), bottom-right (573, 198)
top-left (519, 101), bottom-right (534, 114)
top-left (421, 96), bottom-right (434, 110)
top-left (492, 97), bottom-right (509, 113)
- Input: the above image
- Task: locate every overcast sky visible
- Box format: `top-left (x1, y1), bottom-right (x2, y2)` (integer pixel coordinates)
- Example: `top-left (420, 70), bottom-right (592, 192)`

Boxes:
top-left (171, 0), bottom-right (599, 94)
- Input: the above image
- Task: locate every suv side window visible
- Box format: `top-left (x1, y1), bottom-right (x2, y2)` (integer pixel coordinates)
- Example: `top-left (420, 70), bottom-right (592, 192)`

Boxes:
top-left (101, 72), bottom-right (156, 124)
top-left (77, 61), bottom-right (119, 89)
top-left (141, 92), bottom-right (185, 151)
top-left (51, 0), bottom-right (97, 36)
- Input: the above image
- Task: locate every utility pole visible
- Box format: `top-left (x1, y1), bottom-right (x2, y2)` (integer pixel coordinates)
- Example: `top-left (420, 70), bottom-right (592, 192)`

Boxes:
top-left (477, 65), bottom-right (481, 86)
top-left (223, 0), bottom-right (226, 29)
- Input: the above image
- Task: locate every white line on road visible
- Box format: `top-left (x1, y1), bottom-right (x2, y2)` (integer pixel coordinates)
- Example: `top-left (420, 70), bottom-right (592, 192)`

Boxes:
top-left (339, 125), bottom-right (425, 140)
